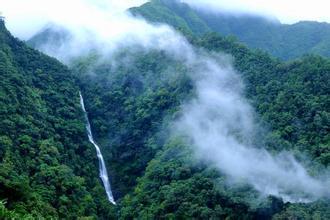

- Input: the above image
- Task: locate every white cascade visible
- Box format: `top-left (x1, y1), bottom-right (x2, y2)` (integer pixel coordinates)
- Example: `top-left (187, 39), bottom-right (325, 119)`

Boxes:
top-left (79, 92), bottom-right (116, 205)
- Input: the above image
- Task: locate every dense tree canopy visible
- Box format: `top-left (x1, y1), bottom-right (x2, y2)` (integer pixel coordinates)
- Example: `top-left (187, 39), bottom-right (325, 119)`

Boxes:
top-left (0, 20), bottom-right (115, 219)
top-left (1, 0), bottom-right (329, 217)
top-left (71, 32), bottom-right (329, 218)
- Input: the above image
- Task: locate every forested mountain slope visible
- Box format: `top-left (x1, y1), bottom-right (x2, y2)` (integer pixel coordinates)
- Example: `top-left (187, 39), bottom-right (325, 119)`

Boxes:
top-left (66, 34), bottom-right (329, 219)
top-left (117, 35), bottom-right (329, 220)
top-left (28, 23), bottom-right (71, 55)
top-left (14, 4), bottom-right (330, 218)
top-left (197, 34), bottom-right (330, 163)
top-left (0, 20), bottom-right (115, 219)
top-left (73, 50), bottom-right (193, 198)
top-left (131, 0), bottom-right (330, 60)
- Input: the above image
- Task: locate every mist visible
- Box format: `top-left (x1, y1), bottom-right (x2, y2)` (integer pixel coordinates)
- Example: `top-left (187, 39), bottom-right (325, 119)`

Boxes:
top-left (3, 0), bottom-right (191, 64)
top-left (3, 0), bottom-right (329, 203)
top-left (181, 0), bottom-right (330, 24)
top-left (1, 0), bottom-right (148, 39)
top-left (174, 52), bottom-right (329, 202)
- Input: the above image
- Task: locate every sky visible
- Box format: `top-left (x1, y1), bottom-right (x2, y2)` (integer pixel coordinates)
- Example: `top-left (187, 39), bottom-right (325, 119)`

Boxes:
top-left (2, 0), bottom-right (330, 39)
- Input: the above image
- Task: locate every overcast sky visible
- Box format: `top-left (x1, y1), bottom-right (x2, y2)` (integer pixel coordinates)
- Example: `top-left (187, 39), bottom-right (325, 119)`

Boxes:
top-left (2, 0), bottom-right (330, 39)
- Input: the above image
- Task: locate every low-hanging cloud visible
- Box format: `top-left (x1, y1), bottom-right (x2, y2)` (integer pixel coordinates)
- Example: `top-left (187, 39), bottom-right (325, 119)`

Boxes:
top-left (1, 0), bottom-right (148, 39)
top-left (3, 0), bottom-right (329, 203)
top-left (181, 0), bottom-right (330, 24)
top-left (174, 52), bottom-right (329, 202)
top-left (2, 0), bottom-right (193, 63)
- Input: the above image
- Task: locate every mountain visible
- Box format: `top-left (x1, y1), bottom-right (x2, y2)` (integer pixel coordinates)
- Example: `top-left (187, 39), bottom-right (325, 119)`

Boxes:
top-left (28, 23), bottom-right (71, 55)
top-left (76, 33), bottom-right (330, 219)
top-left (0, 20), bottom-right (115, 219)
top-left (131, 0), bottom-right (330, 60)
top-left (4, 2), bottom-right (330, 218)
top-left (30, 28), bottom-right (330, 220)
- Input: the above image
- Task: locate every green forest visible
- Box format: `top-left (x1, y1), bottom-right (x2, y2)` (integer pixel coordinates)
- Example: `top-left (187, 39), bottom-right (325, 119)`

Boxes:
top-left (0, 20), bottom-right (115, 219)
top-left (1, 0), bottom-right (330, 219)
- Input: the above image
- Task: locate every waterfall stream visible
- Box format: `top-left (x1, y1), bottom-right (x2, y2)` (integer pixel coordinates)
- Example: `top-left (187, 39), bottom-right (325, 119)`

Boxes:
top-left (79, 92), bottom-right (116, 205)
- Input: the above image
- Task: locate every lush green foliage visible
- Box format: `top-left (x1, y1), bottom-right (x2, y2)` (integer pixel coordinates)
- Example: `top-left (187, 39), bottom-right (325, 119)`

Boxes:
top-left (130, 0), bottom-right (210, 37)
top-left (0, 20), bottom-right (115, 219)
top-left (3, 1), bottom-right (330, 217)
top-left (115, 34), bottom-right (329, 219)
top-left (73, 50), bottom-right (193, 197)
top-left (119, 139), bottom-right (287, 219)
top-left (132, 0), bottom-right (330, 60)
top-left (71, 33), bottom-right (329, 218)
top-left (198, 33), bottom-right (330, 164)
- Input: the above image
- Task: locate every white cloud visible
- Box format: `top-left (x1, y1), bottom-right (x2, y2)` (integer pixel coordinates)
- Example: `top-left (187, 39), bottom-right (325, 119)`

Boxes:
top-left (182, 0), bottom-right (330, 24)
top-left (174, 51), bottom-right (329, 202)
top-left (3, 0), bottom-right (330, 40)
top-left (0, 0), bottom-right (148, 39)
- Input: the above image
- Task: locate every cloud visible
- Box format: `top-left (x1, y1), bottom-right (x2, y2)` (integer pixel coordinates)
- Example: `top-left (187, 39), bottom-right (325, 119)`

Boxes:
top-left (181, 0), bottom-right (330, 24)
top-left (173, 51), bottom-right (329, 202)
top-left (3, 0), bottom-right (330, 41)
top-left (0, 0), bottom-right (148, 39)
top-left (2, 0), bottom-right (189, 63)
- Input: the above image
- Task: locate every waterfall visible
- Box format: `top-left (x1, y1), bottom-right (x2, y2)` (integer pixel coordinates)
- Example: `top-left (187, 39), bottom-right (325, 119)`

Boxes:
top-left (79, 92), bottom-right (116, 205)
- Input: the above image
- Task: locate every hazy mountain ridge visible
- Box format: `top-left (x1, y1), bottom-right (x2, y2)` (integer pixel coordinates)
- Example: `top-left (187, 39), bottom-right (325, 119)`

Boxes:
top-left (131, 0), bottom-right (330, 60)
top-left (28, 23), bottom-right (72, 53)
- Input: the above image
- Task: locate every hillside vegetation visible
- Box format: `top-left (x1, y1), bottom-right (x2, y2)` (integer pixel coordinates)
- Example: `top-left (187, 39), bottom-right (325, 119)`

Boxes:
top-left (66, 32), bottom-right (329, 219)
top-left (0, 20), bottom-right (115, 219)
top-left (1, 1), bottom-right (329, 218)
